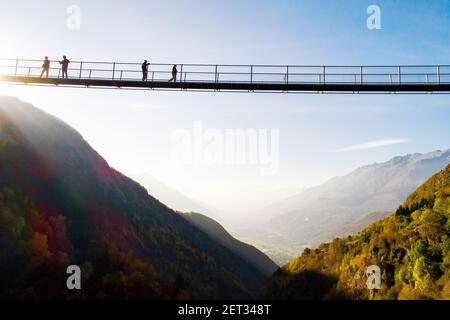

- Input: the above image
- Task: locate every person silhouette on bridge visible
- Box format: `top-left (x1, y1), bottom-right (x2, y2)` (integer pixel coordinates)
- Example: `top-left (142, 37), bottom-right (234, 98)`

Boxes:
top-left (142, 60), bottom-right (150, 81)
top-left (59, 56), bottom-right (70, 79)
top-left (168, 64), bottom-right (178, 82)
top-left (40, 56), bottom-right (50, 78)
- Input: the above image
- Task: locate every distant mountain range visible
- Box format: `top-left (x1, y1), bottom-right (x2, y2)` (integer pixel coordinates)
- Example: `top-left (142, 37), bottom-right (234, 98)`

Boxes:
top-left (127, 147), bottom-right (450, 268)
top-left (233, 149), bottom-right (450, 266)
top-left (130, 175), bottom-right (278, 274)
top-left (264, 149), bottom-right (450, 248)
top-left (0, 96), bottom-right (275, 299)
top-left (130, 173), bottom-right (217, 219)
top-left (335, 211), bottom-right (391, 238)
top-left (261, 163), bottom-right (450, 300)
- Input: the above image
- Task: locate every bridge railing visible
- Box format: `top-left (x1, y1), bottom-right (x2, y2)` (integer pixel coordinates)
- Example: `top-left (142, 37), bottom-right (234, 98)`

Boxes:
top-left (0, 58), bottom-right (449, 85)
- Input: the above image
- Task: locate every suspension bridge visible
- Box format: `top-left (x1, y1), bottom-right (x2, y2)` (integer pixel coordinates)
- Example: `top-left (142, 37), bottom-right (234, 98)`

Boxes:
top-left (1, 58), bottom-right (450, 93)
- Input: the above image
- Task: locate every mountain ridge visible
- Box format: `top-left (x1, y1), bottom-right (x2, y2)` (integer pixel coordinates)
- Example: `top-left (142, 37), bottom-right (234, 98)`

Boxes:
top-left (130, 173), bottom-right (218, 218)
top-left (181, 212), bottom-right (279, 275)
top-left (0, 96), bottom-right (271, 299)
top-left (260, 163), bottom-right (450, 299)
top-left (264, 149), bottom-right (450, 248)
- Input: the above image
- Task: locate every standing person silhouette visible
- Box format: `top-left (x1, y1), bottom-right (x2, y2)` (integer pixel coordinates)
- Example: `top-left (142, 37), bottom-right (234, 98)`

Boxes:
top-left (59, 56), bottom-right (70, 79)
top-left (40, 56), bottom-right (50, 78)
top-left (141, 60), bottom-right (150, 81)
top-left (169, 64), bottom-right (178, 82)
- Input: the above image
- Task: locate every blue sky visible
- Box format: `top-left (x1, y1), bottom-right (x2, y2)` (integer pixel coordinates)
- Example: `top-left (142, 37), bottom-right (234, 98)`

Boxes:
top-left (0, 0), bottom-right (449, 217)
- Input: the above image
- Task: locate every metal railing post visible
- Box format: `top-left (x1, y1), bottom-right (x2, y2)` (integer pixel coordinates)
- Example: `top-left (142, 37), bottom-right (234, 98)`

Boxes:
top-left (323, 66), bottom-right (326, 84)
top-left (215, 65), bottom-right (218, 84)
top-left (112, 62), bottom-right (116, 80)
top-left (79, 62), bottom-right (83, 79)
top-left (398, 66), bottom-right (401, 84)
top-left (437, 65), bottom-right (441, 84)
top-left (360, 66), bottom-right (363, 84)
top-left (286, 66), bottom-right (289, 85)
top-left (250, 65), bottom-right (253, 85)
top-left (180, 64), bottom-right (183, 83)
top-left (285, 66), bottom-right (289, 92)
top-left (15, 59), bottom-right (19, 76)
top-left (28, 67), bottom-right (31, 77)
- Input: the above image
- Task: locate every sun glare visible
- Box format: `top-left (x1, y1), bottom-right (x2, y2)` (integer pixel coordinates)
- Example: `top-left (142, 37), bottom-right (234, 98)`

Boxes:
top-left (0, 33), bottom-right (18, 59)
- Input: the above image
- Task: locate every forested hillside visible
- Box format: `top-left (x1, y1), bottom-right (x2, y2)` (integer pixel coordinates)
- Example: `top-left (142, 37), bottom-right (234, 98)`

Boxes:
top-left (261, 164), bottom-right (450, 299)
top-left (0, 97), bottom-right (269, 299)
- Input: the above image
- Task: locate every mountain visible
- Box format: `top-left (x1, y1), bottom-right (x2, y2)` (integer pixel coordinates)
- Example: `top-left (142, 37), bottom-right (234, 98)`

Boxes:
top-left (336, 211), bottom-right (391, 238)
top-left (181, 212), bottom-right (278, 275)
top-left (130, 174), bottom-right (278, 274)
top-left (260, 163), bottom-right (450, 300)
top-left (265, 150), bottom-right (450, 248)
top-left (130, 173), bottom-right (217, 218)
top-left (0, 96), bottom-right (270, 299)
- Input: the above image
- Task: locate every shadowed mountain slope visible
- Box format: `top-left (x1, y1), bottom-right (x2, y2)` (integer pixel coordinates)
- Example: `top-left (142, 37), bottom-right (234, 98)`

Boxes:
top-left (0, 96), bottom-right (270, 299)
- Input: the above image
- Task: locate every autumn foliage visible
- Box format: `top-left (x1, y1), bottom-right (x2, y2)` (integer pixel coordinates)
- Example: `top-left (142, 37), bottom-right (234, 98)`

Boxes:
top-left (261, 164), bottom-right (450, 300)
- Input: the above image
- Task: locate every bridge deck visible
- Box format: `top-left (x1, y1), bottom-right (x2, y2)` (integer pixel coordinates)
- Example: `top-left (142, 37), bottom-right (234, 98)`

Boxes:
top-left (1, 59), bottom-right (450, 93)
top-left (2, 75), bottom-right (450, 93)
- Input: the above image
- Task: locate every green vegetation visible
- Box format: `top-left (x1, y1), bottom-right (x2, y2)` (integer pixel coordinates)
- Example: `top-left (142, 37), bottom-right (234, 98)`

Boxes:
top-left (0, 99), bottom-right (268, 299)
top-left (261, 164), bottom-right (450, 300)
top-left (181, 212), bottom-right (278, 276)
top-left (263, 150), bottom-right (450, 255)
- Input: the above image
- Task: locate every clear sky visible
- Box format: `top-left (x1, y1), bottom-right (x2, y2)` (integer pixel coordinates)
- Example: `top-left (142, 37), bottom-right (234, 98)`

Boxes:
top-left (0, 0), bottom-right (449, 218)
